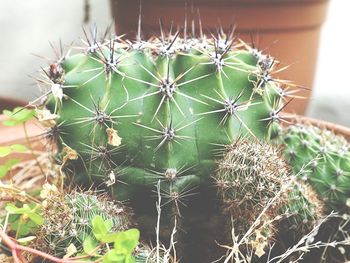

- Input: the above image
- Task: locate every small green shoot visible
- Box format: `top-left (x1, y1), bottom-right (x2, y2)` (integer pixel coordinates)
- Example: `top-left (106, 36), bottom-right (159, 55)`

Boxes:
top-left (2, 107), bottom-right (34, 126)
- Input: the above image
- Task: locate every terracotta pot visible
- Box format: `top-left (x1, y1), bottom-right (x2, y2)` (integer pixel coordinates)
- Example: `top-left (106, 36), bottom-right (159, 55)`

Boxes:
top-left (111, 0), bottom-right (329, 115)
top-left (0, 97), bottom-right (26, 112)
top-left (0, 114), bottom-right (44, 164)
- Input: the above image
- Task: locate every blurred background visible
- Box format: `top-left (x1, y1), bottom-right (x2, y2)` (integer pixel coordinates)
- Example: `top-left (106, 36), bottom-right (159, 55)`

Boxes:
top-left (0, 0), bottom-right (349, 126)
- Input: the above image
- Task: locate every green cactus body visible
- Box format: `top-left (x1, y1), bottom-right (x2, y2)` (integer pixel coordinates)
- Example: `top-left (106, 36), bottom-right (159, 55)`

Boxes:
top-left (281, 124), bottom-right (350, 209)
top-left (280, 181), bottom-right (323, 236)
top-left (43, 32), bottom-right (282, 207)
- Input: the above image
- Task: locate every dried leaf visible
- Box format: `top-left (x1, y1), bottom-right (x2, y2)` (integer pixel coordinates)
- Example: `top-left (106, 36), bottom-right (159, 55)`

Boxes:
top-left (62, 146), bottom-right (78, 163)
top-left (40, 183), bottom-right (59, 199)
top-left (63, 243), bottom-right (77, 259)
top-left (35, 108), bottom-right (59, 127)
top-left (106, 170), bottom-right (116, 187)
top-left (254, 243), bottom-right (266, 258)
top-left (250, 230), bottom-right (268, 258)
top-left (106, 128), bottom-right (122, 147)
top-left (51, 83), bottom-right (63, 102)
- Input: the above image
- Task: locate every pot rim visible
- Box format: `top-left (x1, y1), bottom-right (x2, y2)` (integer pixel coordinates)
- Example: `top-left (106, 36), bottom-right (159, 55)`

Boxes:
top-left (284, 114), bottom-right (350, 141)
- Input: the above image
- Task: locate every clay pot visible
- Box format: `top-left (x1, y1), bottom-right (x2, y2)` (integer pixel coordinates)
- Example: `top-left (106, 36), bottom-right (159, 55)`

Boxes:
top-left (0, 97), bottom-right (26, 112)
top-left (0, 113), bottom-right (44, 165)
top-left (111, 0), bottom-right (330, 115)
top-left (290, 114), bottom-right (350, 141)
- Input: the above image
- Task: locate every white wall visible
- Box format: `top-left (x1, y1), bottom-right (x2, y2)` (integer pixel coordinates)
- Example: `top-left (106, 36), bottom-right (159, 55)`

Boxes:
top-left (0, 0), bottom-right (111, 100)
top-left (0, 0), bottom-right (349, 126)
top-left (307, 0), bottom-right (350, 126)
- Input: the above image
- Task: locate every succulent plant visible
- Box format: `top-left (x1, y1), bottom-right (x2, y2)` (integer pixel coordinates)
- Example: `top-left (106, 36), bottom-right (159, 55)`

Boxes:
top-left (214, 139), bottom-right (325, 257)
top-left (280, 181), bottom-right (324, 236)
top-left (214, 139), bottom-right (288, 255)
top-left (30, 23), bottom-right (305, 261)
top-left (280, 123), bottom-right (350, 209)
top-left (36, 25), bottom-right (288, 220)
top-left (214, 139), bottom-right (289, 216)
top-left (35, 190), bottom-right (132, 257)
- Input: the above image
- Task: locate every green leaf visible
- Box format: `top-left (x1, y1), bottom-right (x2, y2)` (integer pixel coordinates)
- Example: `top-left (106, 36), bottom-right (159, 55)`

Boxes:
top-left (92, 215), bottom-right (108, 241)
top-left (114, 229), bottom-right (140, 255)
top-left (102, 249), bottom-right (126, 263)
top-left (105, 219), bottom-right (113, 232)
top-left (0, 159), bottom-right (20, 178)
top-left (11, 144), bottom-right (28, 153)
top-left (5, 203), bottom-right (31, 214)
top-left (6, 203), bottom-right (43, 225)
top-left (0, 144), bottom-right (28, 157)
top-left (27, 212), bottom-right (44, 225)
top-left (8, 214), bottom-right (38, 237)
top-left (2, 108), bottom-right (34, 126)
top-left (0, 146), bottom-right (11, 157)
top-left (17, 236), bottom-right (36, 244)
top-left (100, 232), bottom-right (121, 244)
top-left (83, 235), bottom-right (99, 255)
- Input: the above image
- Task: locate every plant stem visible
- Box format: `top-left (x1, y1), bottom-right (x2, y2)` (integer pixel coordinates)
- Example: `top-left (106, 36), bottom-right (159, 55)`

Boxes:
top-left (0, 228), bottom-right (94, 263)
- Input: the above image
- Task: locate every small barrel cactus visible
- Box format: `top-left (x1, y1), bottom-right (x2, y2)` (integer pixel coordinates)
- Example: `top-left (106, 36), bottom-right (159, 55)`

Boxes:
top-left (214, 139), bottom-right (289, 216)
top-left (280, 123), bottom-right (350, 209)
top-left (280, 181), bottom-right (324, 236)
top-left (214, 139), bottom-right (324, 256)
top-left (35, 190), bottom-right (132, 257)
top-left (214, 139), bottom-right (287, 256)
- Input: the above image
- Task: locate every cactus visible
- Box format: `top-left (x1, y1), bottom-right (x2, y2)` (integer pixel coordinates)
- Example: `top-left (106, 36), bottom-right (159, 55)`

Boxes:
top-left (38, 26), bottom-right (286, 212)
top-left (32, 24), bottom-right (298, 261)
top-left (214, 139), bottom-right (288, 255)
top-left (214, 139), bottom-right (289, 217)
top-left (280, 123), bottom-right (350, 209)
top-left (35, 190), bottom-right (133, 257)
top-left (214, 139), bottom-right (324, 256)
top-left (280, 181), bottom-right (324, 236)
top-left (35, 190), bottom-right (163, 262)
